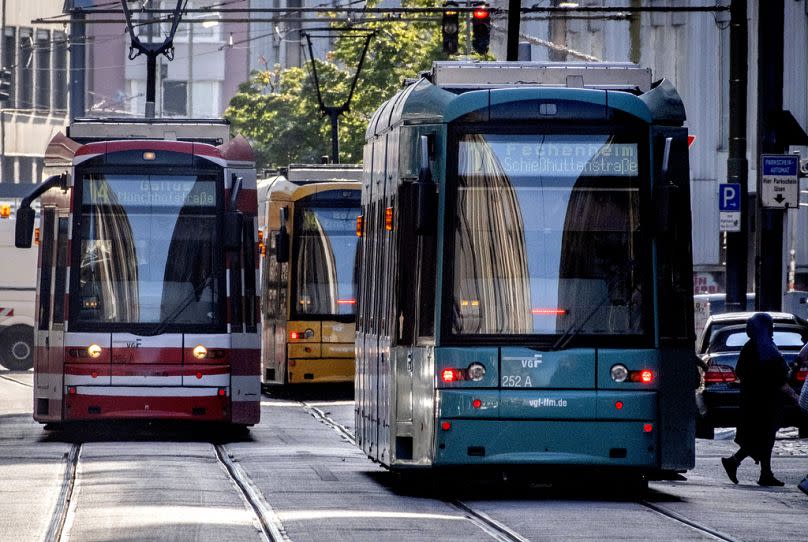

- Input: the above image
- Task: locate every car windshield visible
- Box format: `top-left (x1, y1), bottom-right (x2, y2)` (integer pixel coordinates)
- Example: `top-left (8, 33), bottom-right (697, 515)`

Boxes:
top-left (709, 329), bottom-right (807, 353)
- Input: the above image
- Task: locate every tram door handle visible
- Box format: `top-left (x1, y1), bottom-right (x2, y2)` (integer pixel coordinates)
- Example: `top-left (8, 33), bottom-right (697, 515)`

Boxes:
top-left (45, 335), bottom-right (49, 348)
top-left (406, 353), bottom-right (413, 374)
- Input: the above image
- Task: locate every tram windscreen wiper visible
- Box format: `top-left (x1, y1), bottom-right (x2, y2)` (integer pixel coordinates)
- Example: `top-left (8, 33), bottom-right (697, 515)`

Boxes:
top-left (138, 276), bottom-right (213, 337)
top-left (552, 261), bottom-right (639, 350)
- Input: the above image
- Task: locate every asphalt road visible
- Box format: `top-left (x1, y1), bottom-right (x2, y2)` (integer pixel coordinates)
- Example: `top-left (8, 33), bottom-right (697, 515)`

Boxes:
top-left (1, 371), bottom-right (806, 542)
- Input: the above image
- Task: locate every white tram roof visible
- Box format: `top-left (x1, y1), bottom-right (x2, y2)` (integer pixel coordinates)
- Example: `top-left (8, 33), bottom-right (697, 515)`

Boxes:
top-left (429, 61), bottom-right (652, 93)
top-left (67, 118), bottom-right (232, 145)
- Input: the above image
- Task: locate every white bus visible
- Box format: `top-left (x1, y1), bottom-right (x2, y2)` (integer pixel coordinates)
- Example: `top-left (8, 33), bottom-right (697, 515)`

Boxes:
top-left (0, 213), bottom-right (36, 370)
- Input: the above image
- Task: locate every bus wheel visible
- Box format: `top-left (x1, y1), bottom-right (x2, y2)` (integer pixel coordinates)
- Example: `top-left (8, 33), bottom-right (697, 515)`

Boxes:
top-left (0, 325), bottom-right (34, 371)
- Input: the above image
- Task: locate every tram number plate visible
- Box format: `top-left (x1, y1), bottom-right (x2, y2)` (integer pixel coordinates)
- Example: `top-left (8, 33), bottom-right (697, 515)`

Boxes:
top-left (501, 375), bottom-right (533, 388)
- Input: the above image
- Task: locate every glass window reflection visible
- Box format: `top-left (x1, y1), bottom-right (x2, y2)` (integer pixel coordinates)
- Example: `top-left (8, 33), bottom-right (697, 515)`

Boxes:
top-left (293, 205), bottom-right (360, 318)
top-left (77, 174), bottom-right (220, 328)
top-left (451, 133), bottom-right (644, 337)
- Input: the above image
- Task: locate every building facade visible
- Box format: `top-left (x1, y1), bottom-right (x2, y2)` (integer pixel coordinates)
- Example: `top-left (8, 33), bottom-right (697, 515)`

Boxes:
top-left (0, 1), bottom-right (69, 196)
top-left (490, 0), bottom-right (808, 298)
top-left (85, 0), bottom-right (248, 118)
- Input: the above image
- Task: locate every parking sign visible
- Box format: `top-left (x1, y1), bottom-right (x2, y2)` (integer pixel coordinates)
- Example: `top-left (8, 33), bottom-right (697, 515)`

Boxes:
top-left (719, 183), bottom-right (741, 232)
top-left (719, 183), bottom-right (741, 211)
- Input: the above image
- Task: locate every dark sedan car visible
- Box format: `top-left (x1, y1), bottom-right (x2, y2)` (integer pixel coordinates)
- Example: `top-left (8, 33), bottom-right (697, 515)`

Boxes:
top-left (695, 312), bottom-right (808, 439)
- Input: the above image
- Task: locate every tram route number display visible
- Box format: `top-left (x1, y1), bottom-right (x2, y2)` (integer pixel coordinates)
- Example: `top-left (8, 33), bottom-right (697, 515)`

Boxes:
top-left (461, 140), bottom-right (639, 177)
top-left (85, 178), bottom-right (217, 207)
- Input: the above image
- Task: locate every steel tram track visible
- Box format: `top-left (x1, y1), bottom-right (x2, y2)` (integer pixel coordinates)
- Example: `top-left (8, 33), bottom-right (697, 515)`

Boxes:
top-left (300, 401), bottom-right (530, 542)
top-left (46, 443), bottom-right (81, 542)
top-left (214, 443), bottom-right (289, 542)
top-left (0, 373), bottom-right (33, 387)
top-left (638, 500), bottom-right (739, 542)
top-left (302, 400), bottom-right (747, 542)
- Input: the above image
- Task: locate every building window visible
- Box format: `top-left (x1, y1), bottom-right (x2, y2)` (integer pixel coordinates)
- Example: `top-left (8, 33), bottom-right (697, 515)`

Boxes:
top-left (162, 80), bottom-right (187, 116)
top-left (2, 27), bottom-right (16, 107)
top-left (191, 81), bottom-right (220, 117)
top-left (18, 157), bottom-right (34, 184)
top-left (35, 29), bottom-right (50, 112)
top-left (18, 28), bottom-right (33, 109)
top-left (1, 156), bottom-right (14, 184)
top-left (53, 31), bottom-right (68, 112)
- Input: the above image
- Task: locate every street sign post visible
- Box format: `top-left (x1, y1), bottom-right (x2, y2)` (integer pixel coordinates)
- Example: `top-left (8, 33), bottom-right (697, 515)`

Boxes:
top-left (760, 154), bottom-right (799, 208)
top-left (719, 182), bottom-right (741, 232)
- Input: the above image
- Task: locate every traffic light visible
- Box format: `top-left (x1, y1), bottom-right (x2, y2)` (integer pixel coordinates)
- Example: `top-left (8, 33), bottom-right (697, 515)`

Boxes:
top-left (471, 3), bottom-right (491, 55)
top-left (0, 68), bottom-right (11, 103)
top-left (442, 2), bottom-right (459, 55)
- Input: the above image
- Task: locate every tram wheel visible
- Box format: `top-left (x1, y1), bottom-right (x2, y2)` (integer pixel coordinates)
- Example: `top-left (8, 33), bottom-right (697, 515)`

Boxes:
top-left (0, 325), bottom-right (34, 371)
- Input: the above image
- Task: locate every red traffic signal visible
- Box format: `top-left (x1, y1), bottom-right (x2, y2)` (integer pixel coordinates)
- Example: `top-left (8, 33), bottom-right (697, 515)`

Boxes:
top-left (471, 3), bottom-right (490, 55)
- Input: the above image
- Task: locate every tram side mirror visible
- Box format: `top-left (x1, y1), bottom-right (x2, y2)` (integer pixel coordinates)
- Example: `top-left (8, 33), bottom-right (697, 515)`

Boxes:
top-left (653, 137), bottom-right (676, 236)
top-left (275, 206), bottom-right (289, 263)
top-left (224, 211), bottom-right (243, 251)
top-left (15, 207), bottom-right (35, 248)
top-left (415, 135), bottom-right (436, 235)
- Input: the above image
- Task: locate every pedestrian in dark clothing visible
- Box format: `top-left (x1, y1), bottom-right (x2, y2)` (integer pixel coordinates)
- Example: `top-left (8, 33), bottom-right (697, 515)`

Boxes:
top-left (721, 312), bottom-right (799, 486)
top-left (795, 344), bottom-right (808, 495)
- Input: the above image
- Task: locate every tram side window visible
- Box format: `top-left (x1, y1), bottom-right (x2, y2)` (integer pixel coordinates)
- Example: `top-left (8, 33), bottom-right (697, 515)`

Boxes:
top-left (364, 200), bottom-right (376, 333)
top-left (416, 233), bottom-right (437, 339)
top-left (385, 194), bottom-right (399, 340)
top-left (38, 209), bottom-right (55, 330)
top-left (264, 230), bottom-right (278, 320)
top-left (395, 185), bottom-right (417, 346)
top-left (230, 238), bottom-right (244, 331)
top-left (358, 202), bottom-right (370, 331)
top-left (243, 217), bottom-right (257, 332)
top-left (52, 217), bottom-right (69, 325)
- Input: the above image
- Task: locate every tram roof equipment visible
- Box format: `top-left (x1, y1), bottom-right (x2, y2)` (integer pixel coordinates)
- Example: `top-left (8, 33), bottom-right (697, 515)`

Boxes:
top-left (427, 61), bottom-right (653, 93)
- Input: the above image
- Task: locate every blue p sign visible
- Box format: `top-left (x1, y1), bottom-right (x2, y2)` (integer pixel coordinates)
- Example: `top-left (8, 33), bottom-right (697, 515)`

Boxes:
top-left (719, 183), bottom-right (741, 212)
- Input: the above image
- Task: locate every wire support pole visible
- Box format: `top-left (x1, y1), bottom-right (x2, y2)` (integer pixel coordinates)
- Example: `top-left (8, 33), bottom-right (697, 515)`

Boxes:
top-left (119, 0), bottom-right (186, 117)
top-left (303, 31), bottom-right (373, 164)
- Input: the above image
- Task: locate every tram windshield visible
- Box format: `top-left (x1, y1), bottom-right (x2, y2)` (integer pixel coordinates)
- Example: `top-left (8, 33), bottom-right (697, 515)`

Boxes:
top-left (291, 203), bottom-right (360, 318)
top-left (74, 173), bottom-right (222, 329)
top-left (450, 133), bottom-right (645, 337)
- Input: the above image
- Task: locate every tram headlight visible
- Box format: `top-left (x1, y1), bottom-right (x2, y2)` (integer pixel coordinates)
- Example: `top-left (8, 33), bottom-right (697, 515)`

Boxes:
top-left (193, 345), bottom-right (208, 360)
top-left (303, 328), bottom-right (314, 339)
top-left (610, 364), bottom-right (629, 383)
top-left (467, 362), bottom-right (486, 382)
top-left (87, 344), bottom-right (102, 359)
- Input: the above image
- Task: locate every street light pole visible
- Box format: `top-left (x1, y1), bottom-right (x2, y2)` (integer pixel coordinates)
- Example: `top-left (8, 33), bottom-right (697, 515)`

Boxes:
top-left (725, 0), bottom-right (748, 312)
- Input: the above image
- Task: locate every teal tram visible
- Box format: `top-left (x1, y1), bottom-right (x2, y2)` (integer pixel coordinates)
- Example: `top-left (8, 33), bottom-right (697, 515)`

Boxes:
top-left (354, 61), bottom-right (698, 482)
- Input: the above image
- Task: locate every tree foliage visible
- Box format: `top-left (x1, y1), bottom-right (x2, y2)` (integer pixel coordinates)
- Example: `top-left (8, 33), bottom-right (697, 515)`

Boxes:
top-left (225, 1), bottom-right (447, 169)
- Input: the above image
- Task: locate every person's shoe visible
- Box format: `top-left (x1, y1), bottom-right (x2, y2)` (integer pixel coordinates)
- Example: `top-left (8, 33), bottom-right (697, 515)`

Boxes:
top-left (757, 474), bottom-right (785, 487)
top-left (798, 476), bottom-right (808, 496)
top-left (721, 457), bottom-right (739, 484)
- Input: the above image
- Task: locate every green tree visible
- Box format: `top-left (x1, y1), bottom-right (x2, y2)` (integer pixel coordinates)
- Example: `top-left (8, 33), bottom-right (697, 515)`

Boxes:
top-left (225, 1), bottom-right (446, 169)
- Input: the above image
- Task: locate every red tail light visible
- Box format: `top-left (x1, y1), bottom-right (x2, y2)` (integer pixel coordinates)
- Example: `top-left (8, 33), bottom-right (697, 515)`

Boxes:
top-left (441, 368), bottom-right (463, 383)
top-left (704, 365), bottom-right (737, 384)
top-left (628, 369), bottom-right (655, 384)
top-left (290, 331), bottom-right (299, 340)
top-left (796, 369), bottom-right (807, 382)
top-left (643, 423), bottom-right (653, 433)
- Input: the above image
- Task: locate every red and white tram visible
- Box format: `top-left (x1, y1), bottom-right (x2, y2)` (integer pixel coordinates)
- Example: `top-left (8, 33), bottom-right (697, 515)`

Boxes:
top-left (16, 119), bottom-right (261, 427)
